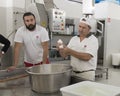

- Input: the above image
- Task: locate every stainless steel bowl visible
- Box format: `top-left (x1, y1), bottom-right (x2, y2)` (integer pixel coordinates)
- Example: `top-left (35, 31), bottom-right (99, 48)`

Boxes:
top-left (26, 64), bottom-right (72, 93)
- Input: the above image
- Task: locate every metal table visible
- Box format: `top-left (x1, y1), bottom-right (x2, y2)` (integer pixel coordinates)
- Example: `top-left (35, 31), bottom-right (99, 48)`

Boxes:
top-left (31, 91), bottom-right (62, 96)
top-left (95, 66), bottom-right (109, 79)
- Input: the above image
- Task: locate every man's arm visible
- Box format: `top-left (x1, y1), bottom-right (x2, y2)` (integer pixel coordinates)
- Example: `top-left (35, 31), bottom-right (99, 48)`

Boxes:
top-left (7, 42), bottom-right (22, 71)
top-left (59, 47), bottom-right (92, 61)
top-left (13, 42), bottom-right (22, 67)
top-left (41, 41), bottom-right (49, 64)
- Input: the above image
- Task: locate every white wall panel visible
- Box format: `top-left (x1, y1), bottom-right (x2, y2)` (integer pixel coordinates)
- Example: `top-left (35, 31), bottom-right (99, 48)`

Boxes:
top-left (0, 0), bottom-right (6, 7)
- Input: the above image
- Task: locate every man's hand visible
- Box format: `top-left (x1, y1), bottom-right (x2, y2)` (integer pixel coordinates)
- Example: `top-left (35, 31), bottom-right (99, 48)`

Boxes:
top-left (0, 51), bottom-right (4, 57)
top-left (7, 65), bottom-right (16, 71)
top-left (59, 46), bottom-right (69, 58)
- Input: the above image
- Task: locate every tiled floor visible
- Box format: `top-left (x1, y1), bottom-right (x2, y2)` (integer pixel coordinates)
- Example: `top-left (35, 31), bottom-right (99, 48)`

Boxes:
top-left (0, 60), bottom-right (120, 96)
top-left (96, 67), bottom-right (120, 87)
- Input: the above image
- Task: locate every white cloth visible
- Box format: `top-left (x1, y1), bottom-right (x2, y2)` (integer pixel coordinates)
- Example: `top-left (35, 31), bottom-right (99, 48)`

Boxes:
top-left (67, 35), bottom-right (98, 80)
top-left (72, 71), bottom-right (95, 81)
top-left (14, 25), bottom-right (49, 64)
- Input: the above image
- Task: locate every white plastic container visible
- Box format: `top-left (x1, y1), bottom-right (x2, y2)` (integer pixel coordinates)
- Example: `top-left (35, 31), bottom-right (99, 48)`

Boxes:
top-left (112, 53), bottom-right (120, 66)
top-left (60, 81), bottom-right (120, 96)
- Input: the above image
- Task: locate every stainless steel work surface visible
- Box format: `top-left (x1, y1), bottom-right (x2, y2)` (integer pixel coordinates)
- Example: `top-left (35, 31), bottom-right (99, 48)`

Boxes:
top-left (31, 91), bottom-right (62, 96)
top-left (0, 68), bottom-right (28, 82)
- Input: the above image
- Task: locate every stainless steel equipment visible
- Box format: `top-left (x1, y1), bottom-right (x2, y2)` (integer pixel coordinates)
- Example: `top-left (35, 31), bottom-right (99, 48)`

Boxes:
top-left (26, 64), bottom-right (72, 93)
top-left (48, 8), bottom-right (66, 33)
top-left (0, 68), bottom-right (27, 82)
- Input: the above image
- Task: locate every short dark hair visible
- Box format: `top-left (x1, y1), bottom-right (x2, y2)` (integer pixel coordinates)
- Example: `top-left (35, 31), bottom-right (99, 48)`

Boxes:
top-left (23, 12), bottom-right (35, 20)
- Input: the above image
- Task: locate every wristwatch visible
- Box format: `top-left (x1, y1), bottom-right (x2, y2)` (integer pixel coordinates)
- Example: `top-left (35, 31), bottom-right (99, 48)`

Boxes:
top-left (1, 51), bottom-right (5, 55)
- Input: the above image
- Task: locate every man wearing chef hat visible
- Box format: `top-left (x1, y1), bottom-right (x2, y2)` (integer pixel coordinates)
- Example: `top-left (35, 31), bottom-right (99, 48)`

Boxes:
top-left (58, 17), bottom-right (98, 81)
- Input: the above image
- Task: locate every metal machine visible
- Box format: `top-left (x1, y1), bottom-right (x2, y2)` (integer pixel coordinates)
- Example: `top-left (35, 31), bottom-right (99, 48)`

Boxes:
top-left (48, 8), bottom-right (66, 33)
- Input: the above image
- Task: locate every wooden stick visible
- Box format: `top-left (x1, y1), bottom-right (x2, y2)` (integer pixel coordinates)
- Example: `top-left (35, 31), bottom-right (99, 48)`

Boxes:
top-left (0, 74), bottom-right (28, 82)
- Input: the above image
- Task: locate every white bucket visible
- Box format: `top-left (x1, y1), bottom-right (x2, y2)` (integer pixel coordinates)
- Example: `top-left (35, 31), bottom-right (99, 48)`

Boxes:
top-left (112, 53), bottom-right (120, 66)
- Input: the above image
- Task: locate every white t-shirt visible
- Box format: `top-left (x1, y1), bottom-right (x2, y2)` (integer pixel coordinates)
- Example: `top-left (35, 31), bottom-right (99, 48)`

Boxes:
top-left (67, 35), bottom-right (98, 71)
top-left (14, 25), bottom-right (49, 64)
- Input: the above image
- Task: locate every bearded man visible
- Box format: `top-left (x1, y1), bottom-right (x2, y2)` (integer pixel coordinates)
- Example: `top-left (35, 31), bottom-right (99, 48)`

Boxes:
top-left (8, 12), bottom-right (49, 71)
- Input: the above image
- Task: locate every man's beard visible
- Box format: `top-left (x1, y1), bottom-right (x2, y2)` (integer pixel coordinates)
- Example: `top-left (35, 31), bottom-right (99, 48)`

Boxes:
top-left (26, 23), bottom-right (36, 31)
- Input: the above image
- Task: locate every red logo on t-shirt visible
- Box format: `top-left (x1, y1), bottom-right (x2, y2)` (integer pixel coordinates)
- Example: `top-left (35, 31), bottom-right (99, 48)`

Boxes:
top-left (84, 45), bottom-right (87, 48)
top-left (36, 36), bottom-right (39, 39)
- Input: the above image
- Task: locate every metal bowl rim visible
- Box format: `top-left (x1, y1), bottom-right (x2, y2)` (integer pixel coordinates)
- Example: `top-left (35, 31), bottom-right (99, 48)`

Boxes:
top-left (26, 64), bottom-right (72, 75)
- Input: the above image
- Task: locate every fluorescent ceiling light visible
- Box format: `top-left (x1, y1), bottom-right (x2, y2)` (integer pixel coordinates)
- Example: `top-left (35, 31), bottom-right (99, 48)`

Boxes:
top-left (68, 0), bottom-right (82, 4)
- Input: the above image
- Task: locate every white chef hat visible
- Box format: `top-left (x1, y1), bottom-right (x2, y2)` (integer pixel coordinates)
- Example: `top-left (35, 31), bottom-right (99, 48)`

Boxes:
top-left (80, 17), bottom-right (91, 29)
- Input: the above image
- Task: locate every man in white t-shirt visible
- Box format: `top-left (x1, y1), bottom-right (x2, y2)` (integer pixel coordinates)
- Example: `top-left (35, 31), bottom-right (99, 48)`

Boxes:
top-left (58, 17), bottom-right (98, 81)
top-left (8, 12), bottom-right (49, 71)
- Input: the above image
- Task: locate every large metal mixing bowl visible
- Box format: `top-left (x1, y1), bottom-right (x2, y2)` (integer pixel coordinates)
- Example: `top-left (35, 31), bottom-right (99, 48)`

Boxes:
top-left (26, 64), bottom-right (72, 93)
